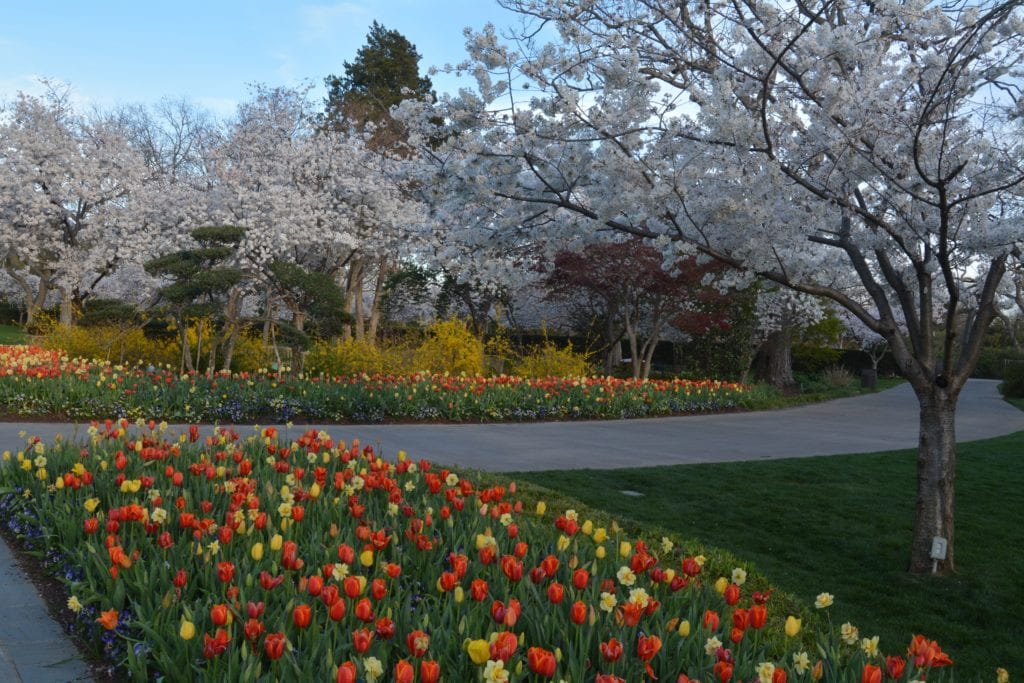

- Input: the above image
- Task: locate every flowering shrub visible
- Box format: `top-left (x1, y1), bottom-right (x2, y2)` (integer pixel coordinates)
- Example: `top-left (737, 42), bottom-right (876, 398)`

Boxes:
top-left (307, 339), bottom-right (412, 377)
top-left (0, 422), bottom-right (958, 682)
top-left (0, 346), bottom-right (750, 423)
top-left (512, 341), bottom-right (594, 379)
top-left (411, 320), bottom-right (487, 376)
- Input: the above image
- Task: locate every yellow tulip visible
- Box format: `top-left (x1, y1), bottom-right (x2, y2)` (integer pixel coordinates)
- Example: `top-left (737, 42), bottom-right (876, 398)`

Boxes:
top-left (360, 549), bottom-right (374, 567)
top-left (581, 520), bottom-right (593, 536)
top-left (270, 534), bottom-right (283, 551)
top-left (251, 543), bottom-right (264, 561)
top-left (593, 527), bottom-right (608, 543)
top-left (535, 501), bottom-right (547, 516)
top-left (309, 482), bottom-right (321, 499)
top-left (179, 619), bottom-right (196, 640)
top-left (714, 577), bottom-right (729, 594)
top-left (596, 546), bottom-right (606, 559)
top-left (619, 541), bottom-right (631, 558)
top-left (785, 616), bottom-right (802, 637)
top-left (466, 639), bottom-right (490, 665)
top-left (678, 619), bottom-right (691, 637)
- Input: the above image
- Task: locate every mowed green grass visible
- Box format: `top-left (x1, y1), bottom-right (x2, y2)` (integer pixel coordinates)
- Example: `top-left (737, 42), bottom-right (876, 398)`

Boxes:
top-left (509, 428), bottom-right (1024, 676)
top-left (0, 325), bottom-right (27, 345)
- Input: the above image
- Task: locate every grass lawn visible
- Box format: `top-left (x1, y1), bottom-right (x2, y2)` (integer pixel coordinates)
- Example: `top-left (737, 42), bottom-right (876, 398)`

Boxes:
top-left (509, 427), bottom-right (1023, 676)
top-left (0, 325), bottom-right (27, 345)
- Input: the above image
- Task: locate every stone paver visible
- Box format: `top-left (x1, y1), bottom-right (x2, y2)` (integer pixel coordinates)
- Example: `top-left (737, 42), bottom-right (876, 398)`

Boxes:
top-left (0, 533), bottom-right (93, 682)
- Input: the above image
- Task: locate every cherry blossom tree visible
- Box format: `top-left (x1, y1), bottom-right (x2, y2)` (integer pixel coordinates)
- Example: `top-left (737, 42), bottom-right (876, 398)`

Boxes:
top-left (0, 87), bottom-right (188, 324)
top-left (398, 0), bottom-right (1024, 572)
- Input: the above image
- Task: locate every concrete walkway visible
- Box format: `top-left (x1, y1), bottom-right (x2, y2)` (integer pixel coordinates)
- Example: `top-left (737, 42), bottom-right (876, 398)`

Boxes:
top-left (0, 379), bottom-right (1021, 682)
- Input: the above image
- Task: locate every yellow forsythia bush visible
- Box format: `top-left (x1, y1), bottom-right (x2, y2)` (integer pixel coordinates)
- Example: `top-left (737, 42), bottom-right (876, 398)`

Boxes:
top-left (306, 338), bottom-right (413, 376)
top-left (512, 340), bottom-right (593, 378)
top-left (411, 319), bottom-right (486, 375)
top-left (40, 325), bottom-right (179, 367)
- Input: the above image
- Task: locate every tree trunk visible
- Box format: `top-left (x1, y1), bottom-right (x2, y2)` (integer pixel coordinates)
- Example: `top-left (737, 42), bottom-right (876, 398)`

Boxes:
top-left (753, 329), bottom-right (794, 388)
top-left (59, 293), bottom-right (75, 326)
top-left (368, 258), bottom-right (390, 341)
top-left (179, 317), bottom-right (194, 373)
top-left (908, 384), bottom-right (959, 574)
top-left (341, 259), bottom-right (365, 342)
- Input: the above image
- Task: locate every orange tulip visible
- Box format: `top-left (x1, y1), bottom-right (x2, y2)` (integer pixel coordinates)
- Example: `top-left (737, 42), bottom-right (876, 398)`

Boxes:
top-left (394, 659), bottom-right (414, 683)
top-left (528, 647), bottom-right (557, 677)
top-left (419, 659), bottom-right (440, 683)
top-left (96, 608), bottom-right (119, 631)
top-left (861, 664), bottom-right (882, 683)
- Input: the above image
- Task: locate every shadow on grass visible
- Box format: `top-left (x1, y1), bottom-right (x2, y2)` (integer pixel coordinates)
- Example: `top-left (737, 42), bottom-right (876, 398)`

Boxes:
top-left (509, 430), bottom-right (1024, 676)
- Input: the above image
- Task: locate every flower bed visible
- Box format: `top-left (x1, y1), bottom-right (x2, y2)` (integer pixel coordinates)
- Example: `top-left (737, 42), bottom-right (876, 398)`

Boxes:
top-left (0, 345), bottom-right (751, 423)
top-left (0, 422), bottom-right (953, 681)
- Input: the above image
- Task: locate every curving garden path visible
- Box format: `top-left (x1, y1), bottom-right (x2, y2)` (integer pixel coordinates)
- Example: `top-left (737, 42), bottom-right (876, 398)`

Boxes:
top-left (0, 378), bottom-right (1022, 681)
top-left (0, 378), bottom-right (1020, 472)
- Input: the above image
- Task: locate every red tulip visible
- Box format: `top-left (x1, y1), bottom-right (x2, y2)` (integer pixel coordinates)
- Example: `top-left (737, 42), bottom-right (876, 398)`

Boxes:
top-left (540, 554), bottom-right (559, 577)
top-left (84, 518), bottom-right (100, 535)
top-left (342, 576), bottom-right (361, 599)
top-left (420, 660), bottom-right (441, 683)
top-left (773, 668), bottom-right (788, 683)
top-left (723, 583), bottom-right (741, 606)
top-left (355, 597), bottom-right (374, 622)
top-left (703, 609), bottom-right (720, 631)
top-left (862, 664), bottom-right (882, 683)
top-left (263, 632), bottom-right (286, 660)
top-left (329, 599), bottom-right (346, 622)
top-left (352, 628), bottom-right (373, 653)
top-left (500, 555), bottom-right (523, 582)
top-left (527, 647), bottom-right (557, 677)
top-left (595, 676), bottom-right (625, 683)
top-left (371, 578), bottom-right (387, 600)
top-left (547, 582), bottom-right (565, 604)
top-left (637, 634), bottom-right (662, 662)
top-left (490, 631), bottom-right (518, 662)
top-left (570, 600), bottom-right (587, 625)
top-left (732, 608), bottom-right (749, 631)
top-left (394, 659), bottom-right (414, 683)
top-left (713, 661), bottom-right (734, 682)
top-left (320, 585), bottom-right (339, 607)
top-left (216, 561), bottom-right (235, 584)
top-left (307, 575), bottom-right (324, 597)
top-left (374, 618), bottom-right (393, 643)
top-left (885, 656), bottom-right (906, 680)
top-left (202, 628), bottom-right (230, 659)
top-left (336, 661), bottom-right (357, 683)
top-left (406, 629), bottom-right (430, 657)
top-left (470, 578), bottom-right (489, 601)
top-left (572, 568), bottom-right (590, 589)
top-left (210, 603), bottom-right (230, 626)
top-left (292, 603), bottom-right (312, 629)
top-left (244, 618), bottom-right (265, 642)
top-left (749, 604), bottom-right (767, 629)
top-left (600, 638), bottom-right (623, 662)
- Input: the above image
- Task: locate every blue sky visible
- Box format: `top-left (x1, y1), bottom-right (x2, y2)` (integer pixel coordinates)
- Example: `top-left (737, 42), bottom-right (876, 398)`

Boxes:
top-left (0, 1), bottom-right (522, 116)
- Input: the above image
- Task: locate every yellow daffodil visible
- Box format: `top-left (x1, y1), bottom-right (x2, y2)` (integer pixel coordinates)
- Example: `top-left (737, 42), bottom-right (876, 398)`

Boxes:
top-left (814, 592), bottom-right (834, 609)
